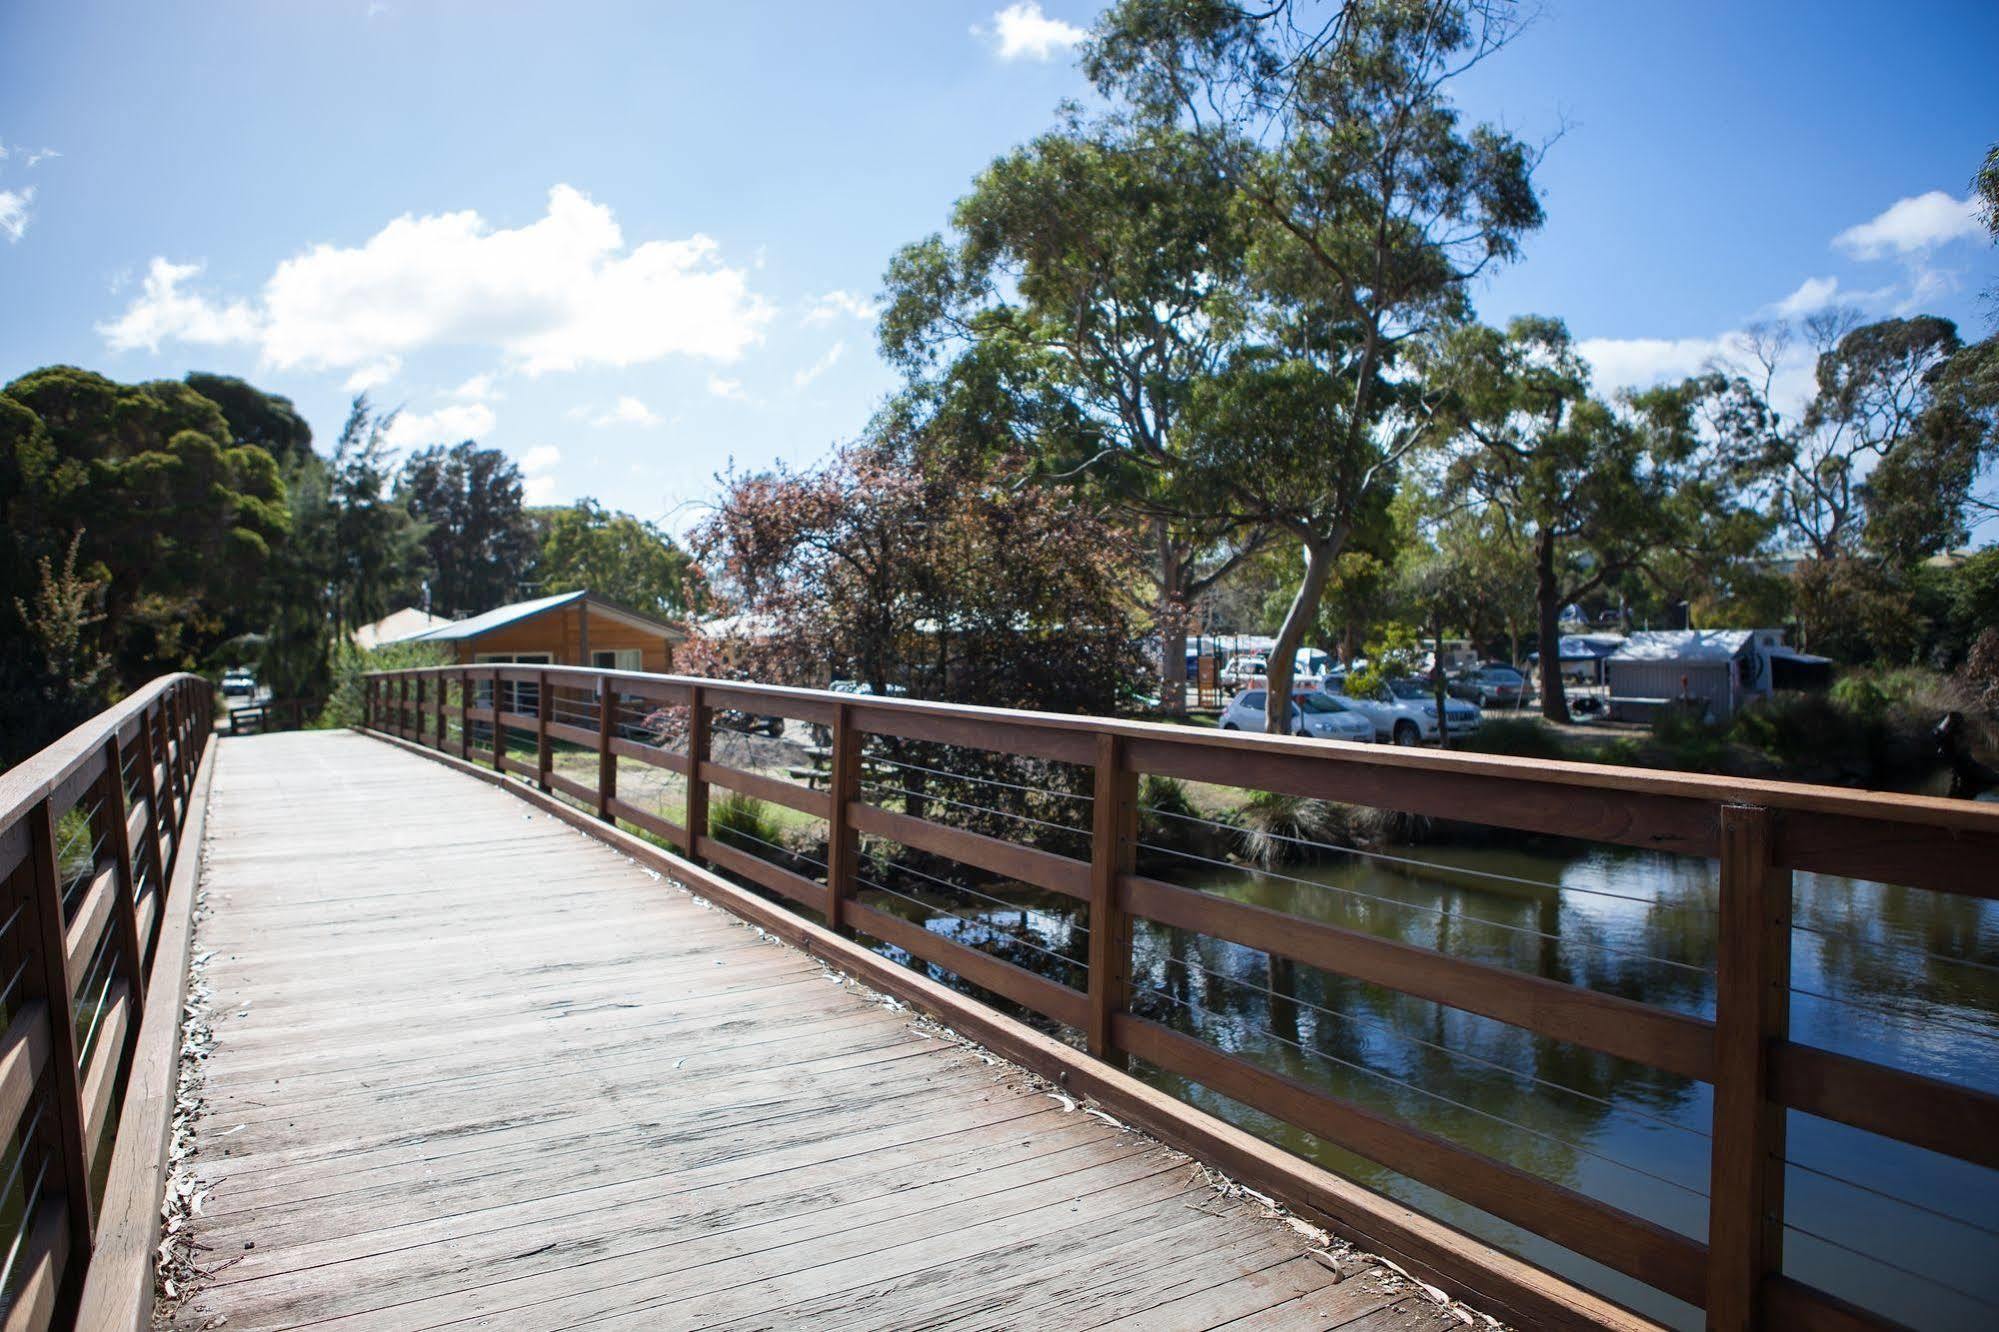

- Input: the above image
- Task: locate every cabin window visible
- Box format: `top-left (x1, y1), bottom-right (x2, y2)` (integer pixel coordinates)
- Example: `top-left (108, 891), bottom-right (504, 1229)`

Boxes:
top-left (473, 652), bottom-right (553, 714)
top-left (591, 649), bottom-right (643, 672)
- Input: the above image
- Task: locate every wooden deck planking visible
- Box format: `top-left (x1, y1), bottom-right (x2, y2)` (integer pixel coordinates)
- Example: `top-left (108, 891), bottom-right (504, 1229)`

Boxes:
top-left (170, 732), bottom-right (1455, 1331)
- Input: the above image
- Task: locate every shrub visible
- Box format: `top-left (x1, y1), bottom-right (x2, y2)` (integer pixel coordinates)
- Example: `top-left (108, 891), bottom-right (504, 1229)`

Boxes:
top-left (710, 790), bottom-right (782, 854)
top-left (1232, 790), bottom-right (1346, 868)
top-left (1457, 717), bottom-right (1573, 761)
top-left (315, 638), bottom-right (455, 729)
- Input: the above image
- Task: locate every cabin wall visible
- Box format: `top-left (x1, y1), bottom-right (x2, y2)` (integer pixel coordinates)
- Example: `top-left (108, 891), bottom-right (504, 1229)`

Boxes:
top-left (448, 605), bottom-right (675, 673)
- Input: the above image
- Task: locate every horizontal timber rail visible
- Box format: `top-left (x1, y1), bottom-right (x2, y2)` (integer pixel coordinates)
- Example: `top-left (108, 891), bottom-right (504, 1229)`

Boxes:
top-left (0, 674), bottom-right (213, 1329)
top-left (363, 663), bottom-right (1999, 1332)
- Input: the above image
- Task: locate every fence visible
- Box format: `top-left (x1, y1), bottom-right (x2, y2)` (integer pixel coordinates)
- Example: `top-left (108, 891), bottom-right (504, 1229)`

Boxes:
top-left (0, 674), bottom-right (212, 1328)
top-left (363, 663), bottom-right (1999, 1331)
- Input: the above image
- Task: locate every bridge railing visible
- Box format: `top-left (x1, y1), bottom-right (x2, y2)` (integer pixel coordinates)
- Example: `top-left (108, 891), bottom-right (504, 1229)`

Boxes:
top-left (362, 664), bottom-right (1999, 1331)
top-left (0, 674), bottom-right (212, 1328)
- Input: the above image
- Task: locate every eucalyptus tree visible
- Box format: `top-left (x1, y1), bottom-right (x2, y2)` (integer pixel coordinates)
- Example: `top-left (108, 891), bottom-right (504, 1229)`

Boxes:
top-left (1085, 0), bottom-right (1545, 727)
top-left (1767, 315), bottom-right (1964, 563)
top-left (1430, 317), bottom-right (1663, 721)
top-left (879, 119), bottom-right (1261, 711)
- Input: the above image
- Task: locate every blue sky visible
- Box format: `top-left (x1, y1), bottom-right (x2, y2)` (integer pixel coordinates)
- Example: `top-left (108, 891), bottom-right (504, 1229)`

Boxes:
top-left (2, 1), bottom-right (1994, 535)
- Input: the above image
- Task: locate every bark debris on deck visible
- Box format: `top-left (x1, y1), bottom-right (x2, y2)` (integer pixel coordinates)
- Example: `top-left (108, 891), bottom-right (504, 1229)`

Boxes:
top-left (163, 730), bottom-right (1461, 1331)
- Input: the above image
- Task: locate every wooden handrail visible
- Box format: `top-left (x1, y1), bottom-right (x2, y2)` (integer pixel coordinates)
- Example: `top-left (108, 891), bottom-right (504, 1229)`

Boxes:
top-left (0, 673), bottom-right (212, 1328)
top-left (359, 662), bottom-right (1999, 1332)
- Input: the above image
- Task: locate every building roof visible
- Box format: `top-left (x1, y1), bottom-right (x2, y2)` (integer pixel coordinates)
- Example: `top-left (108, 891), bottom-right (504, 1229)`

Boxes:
top-left (1609, 630), bottom-right (1757, 664)
top-left (352, 606), bottom-right (452, 650)
top-left (410, 590), bottom-right (683, 643)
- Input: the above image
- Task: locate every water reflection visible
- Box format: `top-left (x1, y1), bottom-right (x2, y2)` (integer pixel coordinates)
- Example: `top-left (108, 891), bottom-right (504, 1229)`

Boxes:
top-left (859, 835), bottom-right (1999, 1331)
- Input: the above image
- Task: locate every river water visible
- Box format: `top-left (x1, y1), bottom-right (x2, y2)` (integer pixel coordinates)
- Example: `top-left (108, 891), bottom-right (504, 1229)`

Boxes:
top-left (868, 835), bottom-right (1999, 1331)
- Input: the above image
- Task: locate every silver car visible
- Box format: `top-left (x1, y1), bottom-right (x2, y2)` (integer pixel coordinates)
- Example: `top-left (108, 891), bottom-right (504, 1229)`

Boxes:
top-left (1219, 690), bottom-right (1376, 743)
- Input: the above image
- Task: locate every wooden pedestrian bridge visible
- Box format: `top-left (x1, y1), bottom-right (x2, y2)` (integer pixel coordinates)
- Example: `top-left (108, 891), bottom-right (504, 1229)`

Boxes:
top-left (2, 667), bottom-right (1996, 1331)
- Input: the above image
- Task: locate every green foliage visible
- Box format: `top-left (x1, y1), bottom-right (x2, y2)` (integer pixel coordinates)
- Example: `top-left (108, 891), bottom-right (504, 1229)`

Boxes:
top-left (1457, 717), bottom-right (1571, 761)
top-left (184, 373), bottom-right (314, 468)
top-left (0, 367), bottom-right (289, 682)
top-left (536, 498), bottom-right (698, 619)
top-left (316, 638), bottom-right (453, 730)
top-left (4, 532), bottom-right (113, 757)
top-left (399, 442), bottom-right (538, 617)
top-left (880, 119), bottom-right (1257, 705)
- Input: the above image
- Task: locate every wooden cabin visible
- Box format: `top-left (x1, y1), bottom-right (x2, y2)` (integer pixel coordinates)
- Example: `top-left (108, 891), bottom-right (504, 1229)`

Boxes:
top-left (406, 589), bottom-right (683, 673)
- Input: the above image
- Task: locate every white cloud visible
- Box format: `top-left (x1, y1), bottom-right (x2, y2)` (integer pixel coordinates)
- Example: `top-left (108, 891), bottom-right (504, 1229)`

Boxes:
top-left (707, 375), bottom-right (746, 400)
top-left (0, 187), bottom-right (31, 243)
top-left (1771, 276), bottom-right (1839, 318)
top-left (793, 340), bottom-right (845, 388)
top-left (1834, 190), bottom-right (1982, 260)
top-left (1580, 329), bottom-right (1816, 419)
top-left (1577, 334), bottom-right (1739, 392)
top-left (23, 149), bottom-right (58, 168)
top-left (802, 289), bottom-right (879, 325)
top-left (98, 258), bottom-right (262, 350)
top-left (344, 356), bottom-right (401, 391)
top-left (984, 2), bottom-right (1086, 60)
top-left (451, 372), bottom-right (500, 400)
top-left (100, 185), bottom-right (772, 375)
top-left (589, 395), bottom-right (662, 427)
top-left (519, 444), bottom-right (561, 503)
top-left (381, 401), bottom-right (496, 449)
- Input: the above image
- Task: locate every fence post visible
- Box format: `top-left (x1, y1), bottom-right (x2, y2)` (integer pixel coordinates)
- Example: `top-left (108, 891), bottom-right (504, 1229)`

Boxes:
top-left (490, 669), bottom-right (506, 775)
top-left (97, 736), bottom-right (149, 1001)
top-left (26, 796), bottom-right (98, 1275)
top-left (414, 674), bottom-right (426, 745)
top-left (160, 694), bottom-right (184, 827)
top-left (133, 706), bottom-right (168, 907)
top-left (824, 702), bottom-right (862, 936)
top-left (1706, 804), bottom-right (1790, 1331)
top-left (536, 670), bottom-right (552, 793)
top-left (459, 669), bottom-right (471, 761)
top-left (1087, 732), bottom-right (1138, 1066)
top-left (400, 675), bottom-right (412, 739)
top-left (684, 684), bottom-right (709, 858)
top-left (596, 675), bottom-right (616, 822)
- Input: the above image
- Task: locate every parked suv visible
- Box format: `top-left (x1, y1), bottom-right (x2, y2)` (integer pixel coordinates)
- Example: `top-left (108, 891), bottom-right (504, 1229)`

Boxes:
top-left (1328, 677), bottom-right (1481, 745)
top-left (1219, 690), bottom-right (1376, 743)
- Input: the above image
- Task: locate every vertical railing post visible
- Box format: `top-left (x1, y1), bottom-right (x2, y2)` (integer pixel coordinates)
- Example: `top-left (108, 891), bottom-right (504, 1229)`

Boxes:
top-left (536, 670), bottom-right (553, 792)
top-left (459, 668), bottom-right (471, 761)
top-left (490, 669), bottom-right (506, 775)
top-left (26, 797), bottom-right (97, 1272)
top-left (1087, 732), bottom-right (1138, 1066)
top-left (414, 674), bottom-right (426, 746)
top-left (684, 684), bottom-right (709, 858)
top-left (97, 736), bottom-right (148, 1000)
top-left (161, 693), bottom-right (185, 827)
top-left (824, 702), bottom-right (861, 936)
top-left (596, 675), bottom-right (616, 822)
top-left (1707, 804), bottom-right (1790, 1331)
top-left (400, 675), bottom-right (412, 739)
top-left (133, 705), bottom-right (168, 906)
top-left (434, 673), bottom-right (447, 749)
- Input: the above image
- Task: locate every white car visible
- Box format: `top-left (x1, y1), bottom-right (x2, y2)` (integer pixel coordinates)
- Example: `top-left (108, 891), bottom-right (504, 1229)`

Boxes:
top-left (1219, 690), bottom-right (1376, 743)
top-left (1328, 677), bottom-right (1482, 745)
top-left (1219, 651), bottom-right (1331, 692)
